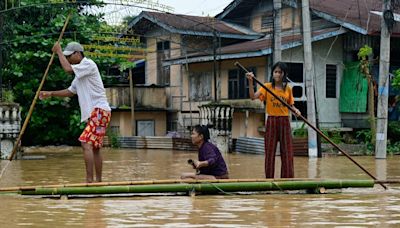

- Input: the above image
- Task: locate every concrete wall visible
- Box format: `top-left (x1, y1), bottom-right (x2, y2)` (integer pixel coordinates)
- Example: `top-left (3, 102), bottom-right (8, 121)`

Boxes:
top-left (109, 111), bottom-right (167, 137)
top-left (282, 37), bottom-right (344, 127)
top-left (231, 112), bottom-right (265, 139)
top-left (146, 35), bottom-right (158, 85)
top-left (250, 3), bottom-right (301, 33)
top-left (250, 1), bottom-right (272, 32)
top-left (106, 86), bottom-right (167, 109)
top-left (169, 34), bottom-right (182, 110)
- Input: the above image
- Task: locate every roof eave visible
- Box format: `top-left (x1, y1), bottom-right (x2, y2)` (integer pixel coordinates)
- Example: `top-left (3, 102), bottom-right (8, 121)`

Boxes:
top-left (175, 30), bottom-right (262, 39)
top-left (311, 10), bottom-right (367, 35)
top-left (125, 12), bottom-right (262, 39)
top-left (216, 0), bottom-right (298, 19)
top-left (163, 27), bottom-right (348, 66)
top-left (216, 0), bottom-right (244, 19)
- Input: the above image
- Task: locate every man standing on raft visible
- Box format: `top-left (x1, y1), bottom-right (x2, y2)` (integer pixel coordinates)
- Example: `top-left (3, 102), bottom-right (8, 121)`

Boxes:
top-left (40, 41), bottom-right (111, 183)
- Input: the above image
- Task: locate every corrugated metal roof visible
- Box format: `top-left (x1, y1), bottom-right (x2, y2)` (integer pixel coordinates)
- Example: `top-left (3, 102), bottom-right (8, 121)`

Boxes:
top-left (128, 11), bottom-right (262, 39)
top-left (216, 0), bottom-right (400, 36)
top-left (164, 27), bottom-right (347, 65)
top-left (309, 0), bottom-right (399, 36)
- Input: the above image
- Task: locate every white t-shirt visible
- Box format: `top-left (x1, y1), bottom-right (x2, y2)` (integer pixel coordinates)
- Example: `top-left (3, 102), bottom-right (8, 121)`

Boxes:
top-left (68, 57), bottom-right (111, 122)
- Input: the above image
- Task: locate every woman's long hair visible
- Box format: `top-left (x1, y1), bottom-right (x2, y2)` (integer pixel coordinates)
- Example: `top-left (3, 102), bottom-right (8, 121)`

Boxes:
top-left (270, 61), bottom-right (289, 90)
top-left (192, 125), bottom-right (210, 142)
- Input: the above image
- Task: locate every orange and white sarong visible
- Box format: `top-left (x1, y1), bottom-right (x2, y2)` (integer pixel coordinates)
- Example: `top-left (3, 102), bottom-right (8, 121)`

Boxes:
top-left (79, 108), bottom-right (111, 148)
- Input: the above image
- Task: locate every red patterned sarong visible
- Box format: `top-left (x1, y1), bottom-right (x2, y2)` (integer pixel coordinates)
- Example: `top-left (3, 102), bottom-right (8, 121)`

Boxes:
top-left (79, 108), bottom-right (111, 148)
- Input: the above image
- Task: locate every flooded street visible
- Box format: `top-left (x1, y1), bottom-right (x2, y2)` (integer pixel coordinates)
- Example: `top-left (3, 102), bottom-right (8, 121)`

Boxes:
top-left (1, 148), bottom-right (400, 227)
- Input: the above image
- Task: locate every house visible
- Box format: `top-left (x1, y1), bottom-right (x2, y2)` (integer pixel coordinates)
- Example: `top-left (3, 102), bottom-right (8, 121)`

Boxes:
top-left (109, 0), bottom-right (400, 139)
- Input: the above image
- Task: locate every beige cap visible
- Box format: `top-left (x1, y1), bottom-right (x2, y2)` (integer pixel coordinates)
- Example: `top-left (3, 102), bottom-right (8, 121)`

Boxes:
top-left (63, 42), bottom-right (84, 56)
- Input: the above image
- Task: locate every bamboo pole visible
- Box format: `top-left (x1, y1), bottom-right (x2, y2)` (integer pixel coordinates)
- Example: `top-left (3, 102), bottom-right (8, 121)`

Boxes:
top-left (0, 178), bottom-right (383, 193)
top-left (18, 179), bottom-right (375, 195)
top-left (0, 178), bottom-right (308, 192)
top-left (8, 12), bottom-right (72, 161)
top-left (234, 62), bottom-right (388, 190)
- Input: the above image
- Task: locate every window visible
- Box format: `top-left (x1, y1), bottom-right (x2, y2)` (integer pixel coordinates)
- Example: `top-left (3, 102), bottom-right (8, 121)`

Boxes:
top-left (284, 62), bottom-right (306, 119)
top-left (261, 12), bottom-right (274, 30)
top-left (285, 62), bottom-right (304, 99)
top-left (157, 41), bottom-right (170, 51)
top-left (326, 64), bottom-right (337, 98)
top-left (189, 72), bottom-right (212, 101)
top-left (228, 67), bottom-right (256, 99)
top-left (157, 41), bottom-right (170, 85)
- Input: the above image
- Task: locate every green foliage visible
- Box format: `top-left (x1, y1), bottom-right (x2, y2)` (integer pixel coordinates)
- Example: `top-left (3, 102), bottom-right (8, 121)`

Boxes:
top-left (355, 129), bottom-right (374, 153)
top-left (0, 1), bottom-right (126, 146)
top-left (388, 121), bottom-right (400, 144)
top-left (387, 141), bottom-right (400, 155)
top-left (392, 68), bottom-right (400, 89)
top-left (107, 129), bottom-right (120, 148)
top-left (357, 45), bottom-right (373, 60)
top-left (293, 122), bottom-right (307, 138)
top-left (119, 61), bottom-right (136, 72)
top-left (321, 129), bottom-right (343, 144)
top-left (355, 129), bottom-right (372, 144)
top-left (1, 89), bottom-right (15, 102)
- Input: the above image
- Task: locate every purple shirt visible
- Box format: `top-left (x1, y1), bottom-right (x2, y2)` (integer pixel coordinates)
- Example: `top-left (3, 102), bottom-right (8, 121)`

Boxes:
top-left (198, 141), bottom-right (228, 176)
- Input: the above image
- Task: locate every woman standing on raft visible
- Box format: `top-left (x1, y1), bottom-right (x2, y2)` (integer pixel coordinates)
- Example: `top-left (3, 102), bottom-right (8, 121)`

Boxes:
top-left (246, 62), bottom-right (301, 178)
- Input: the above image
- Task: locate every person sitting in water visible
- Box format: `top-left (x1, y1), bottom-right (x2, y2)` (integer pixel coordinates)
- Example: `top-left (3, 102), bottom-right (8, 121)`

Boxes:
top-left (181, 125), bottom-right (229, 180)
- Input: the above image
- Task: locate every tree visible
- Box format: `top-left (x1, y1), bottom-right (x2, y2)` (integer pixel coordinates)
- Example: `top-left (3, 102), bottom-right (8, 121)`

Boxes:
top-left (358, 45), bottom-right (376, 146)
top-left (0, 1), bottom-right (130, 145)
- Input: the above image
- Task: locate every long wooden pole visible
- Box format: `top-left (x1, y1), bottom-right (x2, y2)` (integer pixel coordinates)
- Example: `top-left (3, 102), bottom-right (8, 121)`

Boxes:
top-left (8, 12), bottom-right (72, 161)
top-left (234, 61), bottom-right (387, 190)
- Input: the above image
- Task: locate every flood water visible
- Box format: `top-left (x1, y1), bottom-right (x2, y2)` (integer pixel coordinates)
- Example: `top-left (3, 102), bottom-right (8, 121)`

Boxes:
top-left (1, 147), bottom-right (400, 227)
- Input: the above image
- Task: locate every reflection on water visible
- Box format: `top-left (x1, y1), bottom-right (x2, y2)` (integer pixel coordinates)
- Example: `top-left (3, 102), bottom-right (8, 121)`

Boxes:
top-left (1, 148), bottom-right (400, 227)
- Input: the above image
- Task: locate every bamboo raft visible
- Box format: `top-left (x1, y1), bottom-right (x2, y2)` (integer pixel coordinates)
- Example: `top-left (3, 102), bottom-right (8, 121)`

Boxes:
top-left (0, 178), bottom-right (379, 197)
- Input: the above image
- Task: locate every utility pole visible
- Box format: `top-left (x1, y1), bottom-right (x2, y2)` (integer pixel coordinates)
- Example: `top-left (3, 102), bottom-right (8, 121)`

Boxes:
top-left (375, 0), bottom-right (391, 159)
top-left (273, 0), bottom-right (282, 63)
top-left (213, 30), bottom-right (218, 102)
top-left (129, 69), bottom-right (136, 136)
top-left (302, 0), bottom-right (318, 157)
top-left (209, 16), bottom-right (218, 102)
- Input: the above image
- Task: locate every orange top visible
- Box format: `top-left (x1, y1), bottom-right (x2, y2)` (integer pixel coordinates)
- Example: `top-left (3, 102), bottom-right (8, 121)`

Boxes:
top-left (258, 83), bottom-right (294, 116)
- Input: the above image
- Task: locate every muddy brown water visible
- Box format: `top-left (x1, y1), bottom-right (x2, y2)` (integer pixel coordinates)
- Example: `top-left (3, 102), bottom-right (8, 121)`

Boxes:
top-left (1, 147), bottom-right (400, 227)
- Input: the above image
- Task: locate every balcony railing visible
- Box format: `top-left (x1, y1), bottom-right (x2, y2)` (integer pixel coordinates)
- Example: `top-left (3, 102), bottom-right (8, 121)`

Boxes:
top-left (106, 85), bottom-right (167, 110)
